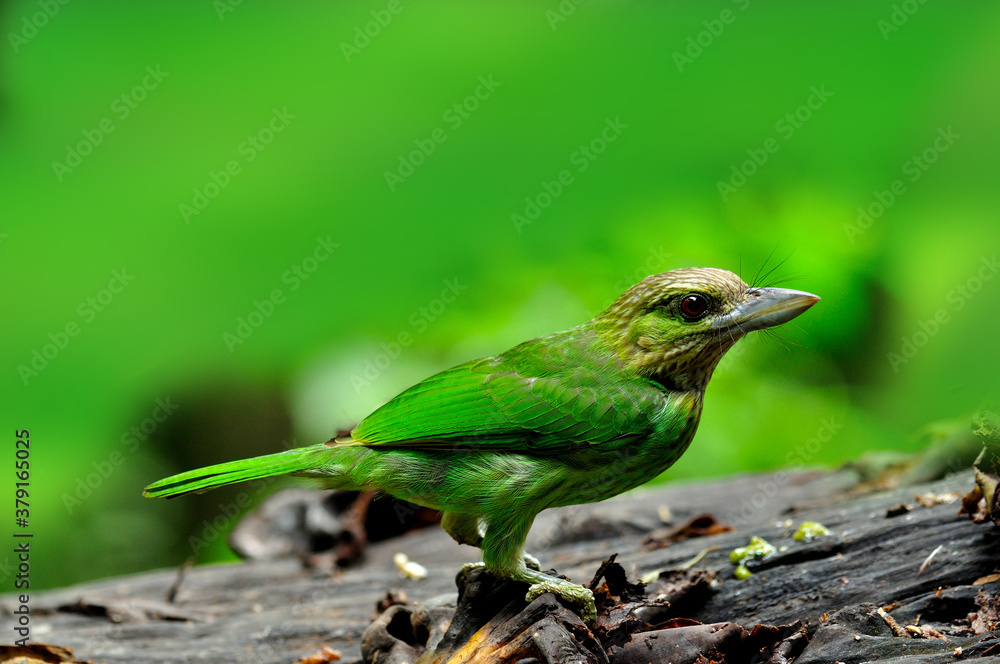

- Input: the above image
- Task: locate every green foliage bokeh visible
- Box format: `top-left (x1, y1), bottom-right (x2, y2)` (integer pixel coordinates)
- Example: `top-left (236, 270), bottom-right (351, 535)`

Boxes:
top-left (1, 1), bottom-right (998, 590)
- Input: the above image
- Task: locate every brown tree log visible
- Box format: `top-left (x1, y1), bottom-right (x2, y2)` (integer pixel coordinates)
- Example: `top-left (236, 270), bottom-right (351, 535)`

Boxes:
top-left (3, 468), bottom-right (999, 663)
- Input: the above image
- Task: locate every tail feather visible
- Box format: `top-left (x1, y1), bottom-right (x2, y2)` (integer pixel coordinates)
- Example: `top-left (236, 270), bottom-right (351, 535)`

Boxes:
top-left (143, 444), bottom-right (335, 498)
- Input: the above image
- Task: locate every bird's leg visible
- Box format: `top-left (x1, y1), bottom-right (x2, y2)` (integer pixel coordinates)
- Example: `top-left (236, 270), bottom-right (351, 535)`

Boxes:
top-left (443, 512), bottom-right (490, 575)
top-left (522, 552), bottom-right (542, 571)
top-left (444, 511), bottom-right (541, 571)
top-left (482, 513), bottom-right (596, 622)
top-left (442, 511), bottom-right (484, 547)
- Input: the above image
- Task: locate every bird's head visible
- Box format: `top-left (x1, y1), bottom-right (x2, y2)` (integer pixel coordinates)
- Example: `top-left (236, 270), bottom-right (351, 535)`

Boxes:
top-left (595, 267), bottom-right (819, 393)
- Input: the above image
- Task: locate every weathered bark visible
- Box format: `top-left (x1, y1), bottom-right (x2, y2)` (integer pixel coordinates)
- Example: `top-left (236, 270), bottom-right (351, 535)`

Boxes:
top-left (3, 468), bottom-right (999, 663)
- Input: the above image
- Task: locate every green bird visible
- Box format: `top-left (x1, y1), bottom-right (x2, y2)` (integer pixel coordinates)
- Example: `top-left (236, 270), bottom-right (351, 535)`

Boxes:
top-left (144, 268), bottom-right (819, 621)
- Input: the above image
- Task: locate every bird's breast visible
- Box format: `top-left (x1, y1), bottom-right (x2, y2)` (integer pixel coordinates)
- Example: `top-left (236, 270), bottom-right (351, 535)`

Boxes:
top-left (545, 393), bottom-right (703, 509)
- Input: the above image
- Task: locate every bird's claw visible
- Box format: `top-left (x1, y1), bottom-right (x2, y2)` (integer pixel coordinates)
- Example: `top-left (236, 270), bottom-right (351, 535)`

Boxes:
top-left (462, 558), bottom-right (594, 622)
top-left (525, 581), bottom-right (597, 623)
top-left (462, 556), bottom-right (538, 574)
top-left (459, 561), bottom-right (486, 575)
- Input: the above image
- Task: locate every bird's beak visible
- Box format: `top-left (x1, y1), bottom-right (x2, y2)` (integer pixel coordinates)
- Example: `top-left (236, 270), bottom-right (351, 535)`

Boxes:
top-left (712, 287), bottom-right (820, 333)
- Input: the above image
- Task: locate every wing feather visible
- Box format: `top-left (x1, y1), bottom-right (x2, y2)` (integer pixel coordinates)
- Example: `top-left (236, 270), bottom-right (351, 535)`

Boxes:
top-left (345, 338), bottom-right (667, 454)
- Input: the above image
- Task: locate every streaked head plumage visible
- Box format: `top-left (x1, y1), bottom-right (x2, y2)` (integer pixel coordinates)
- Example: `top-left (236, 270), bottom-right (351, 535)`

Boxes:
top-left (594, 267), bottom-right (818, 392)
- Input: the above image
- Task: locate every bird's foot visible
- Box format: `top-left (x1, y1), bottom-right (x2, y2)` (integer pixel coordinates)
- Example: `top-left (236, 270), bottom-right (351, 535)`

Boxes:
top-left (525, 578), bottom-right (597, 623)
top-left (459, 561), bottom-right (486, 575)
top-left (463, 556), bottom-right (538, 574)
top-left (466, 560), bottom-right (595, 622)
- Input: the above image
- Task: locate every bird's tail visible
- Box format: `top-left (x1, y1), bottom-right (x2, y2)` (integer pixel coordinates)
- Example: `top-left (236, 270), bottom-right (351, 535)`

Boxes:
top-left (143, 444), bottom-right (339, 499)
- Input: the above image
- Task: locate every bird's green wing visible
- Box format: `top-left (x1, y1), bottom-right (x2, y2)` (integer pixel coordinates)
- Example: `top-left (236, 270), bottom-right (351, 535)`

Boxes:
top-left (343, 354), bottom-right (666, 454)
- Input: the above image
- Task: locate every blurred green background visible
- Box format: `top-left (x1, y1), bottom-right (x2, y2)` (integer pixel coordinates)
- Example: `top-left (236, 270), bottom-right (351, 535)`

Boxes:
top-left (1, 1), bottom-right (998, 592)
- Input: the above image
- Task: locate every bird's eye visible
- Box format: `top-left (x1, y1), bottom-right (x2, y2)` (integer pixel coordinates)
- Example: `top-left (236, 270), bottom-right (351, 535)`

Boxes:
top-left (679, 294), bottom-right (710, 321)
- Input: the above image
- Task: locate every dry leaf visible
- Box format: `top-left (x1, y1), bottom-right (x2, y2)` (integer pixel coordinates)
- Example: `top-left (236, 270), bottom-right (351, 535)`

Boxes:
top-left (294, 646), bottom-right (341, 664)
top-left (0, 643), bottom-right (89, 664)
top-left (974, 572), bottom-right (1000, 585)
